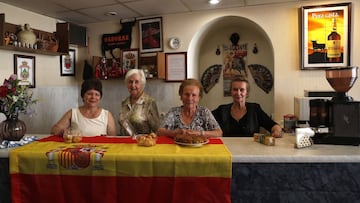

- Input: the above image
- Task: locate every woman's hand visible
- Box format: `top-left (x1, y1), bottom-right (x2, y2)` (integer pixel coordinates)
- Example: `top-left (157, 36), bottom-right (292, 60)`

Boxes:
top-left (271, 125), bottom-right (282, 138)
top-left (184, 129), bottom-right (203, 136)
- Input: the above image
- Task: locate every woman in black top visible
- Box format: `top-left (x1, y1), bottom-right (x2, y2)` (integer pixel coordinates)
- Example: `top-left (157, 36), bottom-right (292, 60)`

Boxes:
top-left (212, 76), bottom-right (282, 137)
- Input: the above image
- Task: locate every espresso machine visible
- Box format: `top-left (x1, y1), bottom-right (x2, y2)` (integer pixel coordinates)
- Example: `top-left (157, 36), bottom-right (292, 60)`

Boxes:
top-left (310, 66), bottom-right (360, 146)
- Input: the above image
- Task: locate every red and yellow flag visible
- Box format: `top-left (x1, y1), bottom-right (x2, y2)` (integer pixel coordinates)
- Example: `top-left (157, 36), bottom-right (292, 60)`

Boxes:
top-left (10, 136), bottom-right (232, 203)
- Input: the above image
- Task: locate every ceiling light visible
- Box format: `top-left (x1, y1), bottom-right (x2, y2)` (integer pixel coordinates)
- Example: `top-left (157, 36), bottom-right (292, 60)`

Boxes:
top-left (208, 0), bottom-right (221, 5)
top-left (105, 11), bottom-right (118, 16)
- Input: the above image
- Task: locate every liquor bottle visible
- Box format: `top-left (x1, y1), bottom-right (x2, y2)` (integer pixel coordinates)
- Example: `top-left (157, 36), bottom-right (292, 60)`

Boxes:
top-left (327, 17), bottom-right (341, 62)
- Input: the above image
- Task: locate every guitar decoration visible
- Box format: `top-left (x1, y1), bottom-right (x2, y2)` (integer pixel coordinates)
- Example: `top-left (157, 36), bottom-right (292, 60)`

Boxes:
top-left (201, 64), bottom-right (222, 93)
top-left (247, 64), bottom-right (273, 94)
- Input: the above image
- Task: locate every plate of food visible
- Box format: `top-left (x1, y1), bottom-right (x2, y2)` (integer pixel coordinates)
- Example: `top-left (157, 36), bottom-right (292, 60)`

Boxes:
top-left (174, 134), bottom-right (209, 147)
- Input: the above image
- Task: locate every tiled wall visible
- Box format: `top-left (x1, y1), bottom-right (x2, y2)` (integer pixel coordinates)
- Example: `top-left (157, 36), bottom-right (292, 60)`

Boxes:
top-left (12, 80), bottom-right (180, 135)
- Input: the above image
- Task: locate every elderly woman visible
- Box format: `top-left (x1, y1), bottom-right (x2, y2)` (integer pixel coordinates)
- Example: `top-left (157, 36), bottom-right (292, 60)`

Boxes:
top-left (51, 78), bottom-right (117, 136)
top-left (119, 69), bottom-right (160, 136)
top-left (157, 79), bottom-right (222, 138)
top-left (212, 76), bottom-right (282, 137)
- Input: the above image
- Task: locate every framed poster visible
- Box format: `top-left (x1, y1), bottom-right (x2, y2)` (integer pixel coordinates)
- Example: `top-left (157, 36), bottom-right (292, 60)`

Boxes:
top-left (60, 49), bottom-right (76, 76)
top-left (165, 52), bottom-right (187, 82)
top-left (122, 49), bottom-right (139, 71)
top-left (139, 17), bottom-right (163, 53)
top-left (301, 3), bottom-right (351, 70)
top-left (14, 54), bottom-right (35, 88)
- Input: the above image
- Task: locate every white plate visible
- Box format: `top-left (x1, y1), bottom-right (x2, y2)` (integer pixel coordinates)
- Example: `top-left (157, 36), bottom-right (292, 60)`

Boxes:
top-left (174, 139), bottom-right (209, 147)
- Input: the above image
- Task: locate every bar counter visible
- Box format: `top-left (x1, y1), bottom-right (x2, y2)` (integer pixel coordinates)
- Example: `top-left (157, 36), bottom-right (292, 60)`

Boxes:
top-left (1, 134), bottom-right (360, 202)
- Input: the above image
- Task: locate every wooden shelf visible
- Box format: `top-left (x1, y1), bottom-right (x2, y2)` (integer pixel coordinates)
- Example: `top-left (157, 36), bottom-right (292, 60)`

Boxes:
top-left (0, 13), bottom-right (69, 55)
top-left (0, 45), bottom-right (65, 56)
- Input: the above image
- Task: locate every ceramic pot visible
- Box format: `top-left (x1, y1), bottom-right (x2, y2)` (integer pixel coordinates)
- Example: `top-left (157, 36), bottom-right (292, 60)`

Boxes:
top-left (0, 116), bottom-right (26, 141)
top-left (17, 24), bottom-right (37, 47)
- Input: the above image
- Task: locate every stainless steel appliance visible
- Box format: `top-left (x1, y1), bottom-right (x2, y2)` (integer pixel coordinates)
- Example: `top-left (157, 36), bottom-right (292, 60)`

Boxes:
top-left (310, 66), bottom-right (360, 145)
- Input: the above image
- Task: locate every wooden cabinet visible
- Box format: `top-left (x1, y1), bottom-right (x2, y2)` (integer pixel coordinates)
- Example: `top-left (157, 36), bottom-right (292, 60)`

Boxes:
top-left (0, 13), bottom-right (69, 55)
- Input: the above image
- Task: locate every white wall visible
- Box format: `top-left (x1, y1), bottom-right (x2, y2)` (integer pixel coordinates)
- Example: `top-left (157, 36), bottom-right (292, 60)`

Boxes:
top-left (1, 0), bottom-right (359, 133)
top-left (171, 0), bottom-right (360, 122)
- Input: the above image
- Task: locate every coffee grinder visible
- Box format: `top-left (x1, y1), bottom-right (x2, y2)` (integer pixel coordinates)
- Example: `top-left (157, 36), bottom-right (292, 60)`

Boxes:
top-left (310, 66), bottom-right (360, 145)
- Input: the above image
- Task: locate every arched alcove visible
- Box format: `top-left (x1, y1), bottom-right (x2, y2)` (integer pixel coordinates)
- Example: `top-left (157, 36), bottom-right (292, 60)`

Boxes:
top-left (188, 16), bottom-right (275, 115)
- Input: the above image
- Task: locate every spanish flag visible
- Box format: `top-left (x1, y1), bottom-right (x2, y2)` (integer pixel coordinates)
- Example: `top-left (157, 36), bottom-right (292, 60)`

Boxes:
top-left (10, 136), bottom-right (232, 203)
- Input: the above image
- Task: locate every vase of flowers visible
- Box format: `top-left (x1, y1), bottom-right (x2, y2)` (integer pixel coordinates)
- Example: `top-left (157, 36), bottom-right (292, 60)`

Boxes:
top-left (0, 74), bottom-right (37, 141)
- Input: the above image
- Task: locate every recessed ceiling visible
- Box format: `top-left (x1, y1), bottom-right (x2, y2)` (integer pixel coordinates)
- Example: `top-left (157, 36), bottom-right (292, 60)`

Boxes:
top-left (1, 0), bottom-right (325, 25)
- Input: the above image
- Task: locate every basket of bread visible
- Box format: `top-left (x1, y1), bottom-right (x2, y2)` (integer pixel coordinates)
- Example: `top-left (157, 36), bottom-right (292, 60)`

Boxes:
top-left (136, 133), bottom-right (157, 147)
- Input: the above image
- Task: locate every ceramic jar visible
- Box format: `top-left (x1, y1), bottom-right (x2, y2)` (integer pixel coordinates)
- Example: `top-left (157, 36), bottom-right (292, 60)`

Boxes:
top-left (17, 24), bottom-right (37, 47)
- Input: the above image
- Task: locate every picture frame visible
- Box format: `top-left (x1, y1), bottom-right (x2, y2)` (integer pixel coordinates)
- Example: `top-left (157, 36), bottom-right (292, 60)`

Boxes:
top-left (139, 17), bottom-right (163, 53)
top-left (165, 52), bottom-right (187, 82)
top-left (139, 55), bottom-right (158, 79)
top-left (60, 49), bottom-right (76, 76)
top-left (121, 48), bottom-right (139, 70)
top-left (301, 3), bottom-right (351, 70)
top-left (14, 54), bottom-right (35, 88)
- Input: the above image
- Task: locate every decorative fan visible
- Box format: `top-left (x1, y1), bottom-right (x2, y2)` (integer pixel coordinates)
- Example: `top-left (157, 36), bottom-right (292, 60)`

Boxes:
top-left (247, 64), bottom-right (273, 94)
top-left (201, 64), bottom-right (222, 93)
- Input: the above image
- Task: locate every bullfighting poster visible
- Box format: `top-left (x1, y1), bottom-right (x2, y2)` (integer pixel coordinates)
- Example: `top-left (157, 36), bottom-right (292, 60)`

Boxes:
top-left (222, 43), bottom-right (248, 96)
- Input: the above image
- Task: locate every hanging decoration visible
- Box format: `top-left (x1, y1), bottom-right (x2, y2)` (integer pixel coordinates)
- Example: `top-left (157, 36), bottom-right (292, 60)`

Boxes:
top-left (216, 45), bottom-right (221, 55)
top-left (247, 64), bottom-right (273, 94)
top-left (222, 32), bottom-right (248, 96)
top-left (82, 60), bottom-right (94, 80)
top-left (93, 56), bottom-right (124, 80)
top-left (201, 64), bottom-right (222, 93)
top-left (101, 20), bottom-right (136, 58)
top-left (252, 43), bottom-right (258, 54)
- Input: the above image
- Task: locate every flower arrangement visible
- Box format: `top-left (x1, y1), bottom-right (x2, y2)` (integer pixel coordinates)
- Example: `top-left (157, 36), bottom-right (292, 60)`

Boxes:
top-left (0, 74), bottom-right (37, 119)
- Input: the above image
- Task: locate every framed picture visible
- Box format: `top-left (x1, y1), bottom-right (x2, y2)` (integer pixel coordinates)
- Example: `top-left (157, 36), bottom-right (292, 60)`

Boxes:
top-left (60, 49), bottom-right (76, 76)
top-left (165, 52), bottom-right (187, 82)
top-left (139, 17), bottom-right (163, 53)
top-left (122, 48), bottom-right (139, 71)
top-left (14, 54), bottom-right (35, 88)
top-left (301, 3), bottom-right (351, 70)
top-left (139, 55), bottom-right (158, 79)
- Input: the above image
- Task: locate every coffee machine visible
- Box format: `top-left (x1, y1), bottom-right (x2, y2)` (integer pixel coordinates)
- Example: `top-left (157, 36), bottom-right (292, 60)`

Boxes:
top-left (310, 66), bottom-right (360, 146)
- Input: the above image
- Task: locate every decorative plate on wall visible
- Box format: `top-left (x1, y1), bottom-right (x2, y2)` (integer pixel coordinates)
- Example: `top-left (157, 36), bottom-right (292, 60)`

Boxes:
top-left (169, 37), bottom-right (180, 49)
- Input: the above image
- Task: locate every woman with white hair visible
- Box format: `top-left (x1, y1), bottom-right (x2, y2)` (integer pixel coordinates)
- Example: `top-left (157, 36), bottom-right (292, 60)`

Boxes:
top-left (119, 69), bottom-right (160, 136)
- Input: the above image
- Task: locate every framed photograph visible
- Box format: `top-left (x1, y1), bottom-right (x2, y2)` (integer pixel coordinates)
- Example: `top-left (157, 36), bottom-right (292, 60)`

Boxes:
top-left (14, 54), bottom-right (35, 88)
top-left (60, 49), bottom-right (76, 76)
top-left (301, 3), bottom-right (351, 70)
top-left (122, 48), bottom-right (139, 71)
top-left (139, 17), bottom-right (163, 53)
top-left (165, 52), bottom-right (187, 82)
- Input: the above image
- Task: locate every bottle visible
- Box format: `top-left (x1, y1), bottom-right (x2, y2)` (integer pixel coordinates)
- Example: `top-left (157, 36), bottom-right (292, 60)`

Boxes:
top-left (327, 18), bottom-right (341, 62)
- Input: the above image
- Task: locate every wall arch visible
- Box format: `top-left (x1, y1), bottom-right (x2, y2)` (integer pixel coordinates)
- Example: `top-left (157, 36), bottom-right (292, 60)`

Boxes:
top-left (187, 15), bottom-right (275, 115)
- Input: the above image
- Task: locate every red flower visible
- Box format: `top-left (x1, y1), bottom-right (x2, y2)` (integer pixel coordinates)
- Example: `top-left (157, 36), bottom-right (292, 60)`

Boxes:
top-left (0, 85), bottom-right (8, 98)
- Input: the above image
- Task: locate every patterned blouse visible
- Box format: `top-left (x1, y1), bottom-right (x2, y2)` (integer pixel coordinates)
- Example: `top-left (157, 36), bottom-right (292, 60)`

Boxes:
top-left (160, 105), bottom-right (220, 131)
top-left (119, 92), bottom-right (160, 135)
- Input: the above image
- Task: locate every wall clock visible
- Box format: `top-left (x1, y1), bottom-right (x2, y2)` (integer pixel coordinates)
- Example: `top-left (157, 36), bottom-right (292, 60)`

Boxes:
top-left (169, 37), bottom-right (180, 49)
